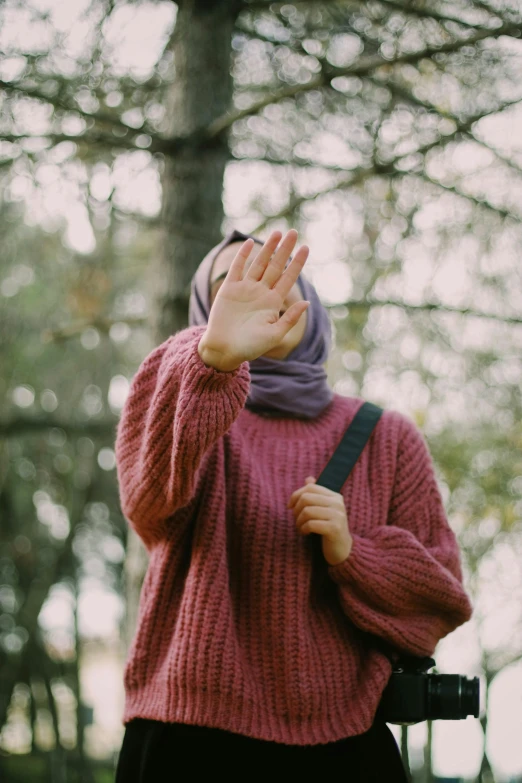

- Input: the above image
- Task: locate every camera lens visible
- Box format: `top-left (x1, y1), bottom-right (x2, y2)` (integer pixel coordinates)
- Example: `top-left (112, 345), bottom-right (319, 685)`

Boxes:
top-left (461, 676), bottom-right (480, 718)
top-left (428, 675), bottom-right (480, 720)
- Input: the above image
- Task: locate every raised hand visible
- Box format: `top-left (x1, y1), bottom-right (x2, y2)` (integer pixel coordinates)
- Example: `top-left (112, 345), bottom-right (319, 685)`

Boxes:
top-left (198, 229), bottom-right (310, 371)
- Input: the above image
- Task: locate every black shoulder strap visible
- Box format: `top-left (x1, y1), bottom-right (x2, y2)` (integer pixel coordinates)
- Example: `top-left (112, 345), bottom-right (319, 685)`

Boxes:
top-left (315, 401), bottom-right (384, 492)
top-left (313, 401), bottom-right (399, 664)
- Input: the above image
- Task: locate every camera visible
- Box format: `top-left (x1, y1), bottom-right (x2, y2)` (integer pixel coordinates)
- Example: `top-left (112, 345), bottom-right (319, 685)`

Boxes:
top-left (376, 656), bottom-right (480, 725)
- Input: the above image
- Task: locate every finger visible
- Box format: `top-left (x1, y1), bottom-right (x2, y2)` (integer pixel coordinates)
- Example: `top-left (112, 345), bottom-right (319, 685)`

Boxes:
top-left (272, 300), bottom-right (310, 340)
top-left (225, 238), bottom-right (256, 283)
top-left (295, 506), bottom-right (333, 529)
top-left (288, 482), bottom-right (316, 508)
top-left (288, 482), bottom-right (336, 508)
top-left (258, 229), bottom-right (298, 287)
top-left (272, 244), bottom-right (309, 300)
top-left (297, 518), bottom-right (334, 536)
top-left (244, 230), bottom-right (285, 282)
top-left (291, 493), bottom-right (333, 518)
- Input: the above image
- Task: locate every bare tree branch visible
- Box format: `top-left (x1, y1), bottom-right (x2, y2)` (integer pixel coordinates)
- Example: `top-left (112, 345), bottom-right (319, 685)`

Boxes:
top-left (206, 22), bottom-right (520, 138)
top-left (0, 131), bottom-right (172, 156)
top-left (473, 135), bottom-right (522, 177)
top-left (342, 298), bottom-right (522, 325)
top-left (232, 151), bottom-right (353, 172)
top-left (0, 78), bottom-right (150, 136)
top-left (0, 415), bottom-right (117, 438)
top-left (241, 0), bottom-right (355, 9)
top-left (2, 18), bottom-right (519, 163)
top-left (374, 0), bottom-right (500, 29)
top-left (471, 0), bottom-right (520, 26)
top-left (246, 94), bottom-right (522, 232)
top-left (373, 76), bottom-right (522, 176)
top-left (40, 316), bottom-right (149, 343)
top-left (33, 298), bottom-right (522, 349)
top-left (241, 0), bottom-right (519, 28)
top-left (417, 168), bottom-right (522, 222)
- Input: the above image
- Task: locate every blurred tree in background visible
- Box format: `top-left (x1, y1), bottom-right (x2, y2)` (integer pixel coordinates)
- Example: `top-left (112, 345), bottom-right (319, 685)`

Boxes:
top-left (1, 1), bottom-right (522, 781)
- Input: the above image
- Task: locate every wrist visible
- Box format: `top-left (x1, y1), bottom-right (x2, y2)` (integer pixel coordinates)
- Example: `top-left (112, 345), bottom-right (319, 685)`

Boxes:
top-left (327, 535), bottom-right (353, 567)
top-left (198, 336), bottom-right (242, 373)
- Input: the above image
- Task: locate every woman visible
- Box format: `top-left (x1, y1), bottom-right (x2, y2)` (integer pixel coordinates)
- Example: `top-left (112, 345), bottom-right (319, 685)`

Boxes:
top-left (114, 228), bottom-right (473, 780)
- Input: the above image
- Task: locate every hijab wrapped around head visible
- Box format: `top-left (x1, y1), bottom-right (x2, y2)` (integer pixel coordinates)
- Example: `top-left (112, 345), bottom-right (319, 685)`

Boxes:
top-left (189, 228), bottom-right (335, 420)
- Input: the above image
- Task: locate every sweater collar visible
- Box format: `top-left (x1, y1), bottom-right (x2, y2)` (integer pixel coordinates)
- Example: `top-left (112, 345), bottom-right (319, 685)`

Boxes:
top-left (237, 394), bottom-right (348, 439)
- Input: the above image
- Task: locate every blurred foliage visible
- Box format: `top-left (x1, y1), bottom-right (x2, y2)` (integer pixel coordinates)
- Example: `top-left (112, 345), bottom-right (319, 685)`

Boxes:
top-left (0, 0), bottom-right (522, 780)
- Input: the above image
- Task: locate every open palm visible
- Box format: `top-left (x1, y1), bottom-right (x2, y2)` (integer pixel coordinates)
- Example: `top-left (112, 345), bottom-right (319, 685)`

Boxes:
top-left (204, 229), bottom-right (310, 364)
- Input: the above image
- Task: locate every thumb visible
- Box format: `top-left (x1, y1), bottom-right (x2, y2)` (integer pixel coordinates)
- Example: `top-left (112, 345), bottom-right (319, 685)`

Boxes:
top-left (275, 300), bottom-right (310, 335)
top-left (305, 476), bottom-right (316, 484)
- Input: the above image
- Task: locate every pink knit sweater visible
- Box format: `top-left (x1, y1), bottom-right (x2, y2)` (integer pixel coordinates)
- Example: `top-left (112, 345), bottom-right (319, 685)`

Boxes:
top-left (115, 325), bottom-right (473, 745)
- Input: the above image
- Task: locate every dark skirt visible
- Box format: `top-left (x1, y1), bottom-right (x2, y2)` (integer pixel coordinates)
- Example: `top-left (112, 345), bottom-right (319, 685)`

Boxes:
top-left (115, 717), bottom-right (409, 781)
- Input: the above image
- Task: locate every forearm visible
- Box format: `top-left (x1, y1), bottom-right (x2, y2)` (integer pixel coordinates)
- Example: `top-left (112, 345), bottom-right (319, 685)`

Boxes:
top-left (327, 528), bottom-right (473, 656)
top-left (116, 327), bottom-right (250, 543)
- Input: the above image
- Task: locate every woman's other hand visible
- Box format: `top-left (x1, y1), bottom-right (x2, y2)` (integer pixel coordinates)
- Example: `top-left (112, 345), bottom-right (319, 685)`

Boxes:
top-left (288, 477), bottom-right (353, 566)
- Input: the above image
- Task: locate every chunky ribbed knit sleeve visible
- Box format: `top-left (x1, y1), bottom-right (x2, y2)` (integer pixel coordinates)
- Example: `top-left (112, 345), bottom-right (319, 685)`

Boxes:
top-left (115, 325), bottom-right (251, 548)
top-left (327, 414), bottom-right (473, 657)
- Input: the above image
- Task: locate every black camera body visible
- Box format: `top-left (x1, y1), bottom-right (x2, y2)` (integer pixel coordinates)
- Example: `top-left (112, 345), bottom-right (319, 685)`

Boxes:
top-left (376, 656), bottom-right (480, 726)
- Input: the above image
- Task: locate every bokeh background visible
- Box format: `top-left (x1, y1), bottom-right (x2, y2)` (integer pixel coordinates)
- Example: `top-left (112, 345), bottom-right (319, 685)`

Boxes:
top-left (1, 0), bottom-right (522, 781)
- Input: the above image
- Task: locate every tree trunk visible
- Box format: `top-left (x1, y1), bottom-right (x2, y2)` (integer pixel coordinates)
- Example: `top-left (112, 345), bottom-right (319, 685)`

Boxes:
top-left (423, 719), bottom-right (434, 783)
top-left (477, 658), bottom-right (495, 783)
top-left (157, 0), bottom-right (239, 340)
top-left (123, 0), bottom-right (241, 641)
top-left (43, 669), bottom-right (68, 783)
top-left (401, 725), bottom-right (412, 782)
top-left (477, 710), bottom-right (495, 783)
top-left (0, 481), bottom-right (95, 733)
top-left (73, 579), bottom-right (94, 783)
top-left (29, 677), bottom-right (38, 753)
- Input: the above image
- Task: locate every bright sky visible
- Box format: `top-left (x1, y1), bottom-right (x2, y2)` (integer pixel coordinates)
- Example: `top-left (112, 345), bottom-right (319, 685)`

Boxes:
top-left (2, 1), bottom-right (522, 776)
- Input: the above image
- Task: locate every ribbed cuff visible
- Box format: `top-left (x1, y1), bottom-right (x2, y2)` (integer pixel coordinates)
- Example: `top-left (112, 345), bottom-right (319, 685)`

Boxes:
top-left (327, 533), bottom-right (370, 586)
top-left (191, 329), bottom-right (249, 386)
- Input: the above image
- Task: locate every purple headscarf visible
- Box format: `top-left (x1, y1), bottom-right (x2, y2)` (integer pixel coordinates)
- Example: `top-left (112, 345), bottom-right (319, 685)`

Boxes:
top-left (189, 228), bottom-right (335, 420)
